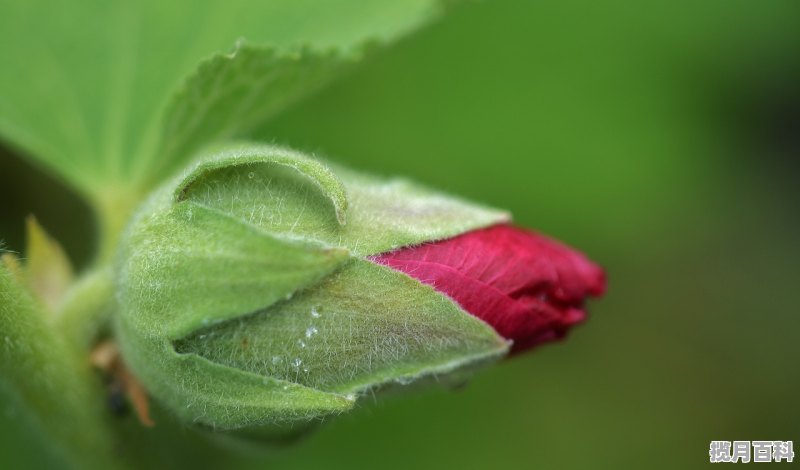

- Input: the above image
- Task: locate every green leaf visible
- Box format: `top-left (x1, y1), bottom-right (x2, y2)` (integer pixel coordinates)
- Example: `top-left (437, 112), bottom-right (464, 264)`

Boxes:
top-left (0, 0), bottom-right (450, 198)
top-left (153, 45), bottom-right (360, 184)
top-left (0, 263), bottom-right (119, 468)
top-left (176, 258), bottom-right (510, 396)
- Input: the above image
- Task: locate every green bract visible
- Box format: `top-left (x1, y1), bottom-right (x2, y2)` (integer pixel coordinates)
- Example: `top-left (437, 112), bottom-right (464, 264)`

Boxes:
top-left (116, 143), bottom-right (511, 434)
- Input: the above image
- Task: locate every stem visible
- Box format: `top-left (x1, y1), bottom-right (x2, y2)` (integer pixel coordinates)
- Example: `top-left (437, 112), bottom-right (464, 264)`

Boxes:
top-left (0, 183), bottom-right (145, 469)
top-left (91, 187), bottom-right (144, 265)
top-left (56, 266), bottom-right (116, 350)
top-left (1, 266), bottom-right (126, 469)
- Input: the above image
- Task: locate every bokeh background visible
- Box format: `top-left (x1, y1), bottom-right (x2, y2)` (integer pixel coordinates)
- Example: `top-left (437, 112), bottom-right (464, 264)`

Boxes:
top-left (1, 0), bottom-right (798, 468)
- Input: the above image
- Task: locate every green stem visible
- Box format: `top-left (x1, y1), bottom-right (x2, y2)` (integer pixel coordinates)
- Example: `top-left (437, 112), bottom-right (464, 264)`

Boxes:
top-left (56, 266), bottom-right (115, 350)
top-left (1, 265), bottom-right (126, 469)
top-left (91, 187), bottom-right (144, 265)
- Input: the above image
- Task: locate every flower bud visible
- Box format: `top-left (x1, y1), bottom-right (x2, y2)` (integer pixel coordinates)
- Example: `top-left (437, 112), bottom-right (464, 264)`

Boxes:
top-left (371, 224), bottom-right (606, 353)
top-left (115, 143), bottom-right (604, 437)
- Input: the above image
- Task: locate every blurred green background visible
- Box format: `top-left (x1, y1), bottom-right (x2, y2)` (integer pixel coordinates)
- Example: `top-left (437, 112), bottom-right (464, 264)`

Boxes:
top-left (1, 0), bottom-right (798, 468)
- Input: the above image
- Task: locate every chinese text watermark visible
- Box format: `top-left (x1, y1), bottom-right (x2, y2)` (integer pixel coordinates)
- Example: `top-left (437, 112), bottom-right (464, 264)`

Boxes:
top-left (709, 441), bottom-right (794, 463)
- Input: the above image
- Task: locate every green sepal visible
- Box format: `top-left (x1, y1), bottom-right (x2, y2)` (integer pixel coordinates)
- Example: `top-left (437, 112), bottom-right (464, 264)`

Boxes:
top-left (180, 143), bottom-right (510, 255)
top-left (24, 216), bottom-right (75, 312)
top-left (115, 327), bottom-right (355, 430)
top-left (119, 202), bottom-right (348, 340)
top-left (176, 258), bottom-right (510, 396)
top-left (116, 142), bottom-right (510, 434)
top-left (174, 143), bottom-right (348, 224)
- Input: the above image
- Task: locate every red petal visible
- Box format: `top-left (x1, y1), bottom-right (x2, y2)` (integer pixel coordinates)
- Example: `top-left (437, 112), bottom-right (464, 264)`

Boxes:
top-left (370, 224), bottom-right (605, 353)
